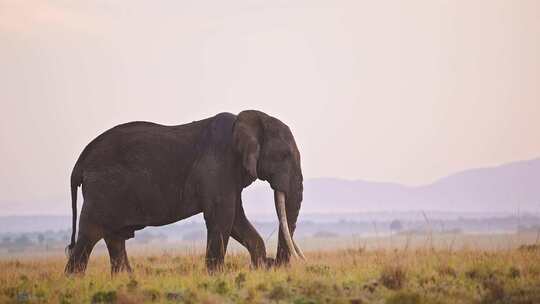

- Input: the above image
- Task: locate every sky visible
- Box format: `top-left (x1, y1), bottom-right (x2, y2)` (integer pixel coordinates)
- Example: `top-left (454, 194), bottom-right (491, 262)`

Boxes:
top-left (1, 0), bottom-right (539, 214)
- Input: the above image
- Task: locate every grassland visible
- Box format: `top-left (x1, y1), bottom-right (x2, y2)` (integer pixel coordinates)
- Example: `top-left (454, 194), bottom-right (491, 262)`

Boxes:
top-left (1, 235), bottom-right (540, 303)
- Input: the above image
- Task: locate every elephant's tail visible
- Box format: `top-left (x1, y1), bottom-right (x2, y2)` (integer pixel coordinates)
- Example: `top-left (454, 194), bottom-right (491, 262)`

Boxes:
top-left (67, 168), bottom-right (82, 256)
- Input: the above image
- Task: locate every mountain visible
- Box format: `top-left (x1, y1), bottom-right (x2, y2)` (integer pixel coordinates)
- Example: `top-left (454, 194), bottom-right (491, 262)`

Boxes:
top-left (242, 158), bottom-right (540, 214)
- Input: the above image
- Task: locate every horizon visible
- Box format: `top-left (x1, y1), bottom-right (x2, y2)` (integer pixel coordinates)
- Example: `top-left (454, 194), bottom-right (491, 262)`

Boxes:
top-left (1, 209), bottom-right (538, 235)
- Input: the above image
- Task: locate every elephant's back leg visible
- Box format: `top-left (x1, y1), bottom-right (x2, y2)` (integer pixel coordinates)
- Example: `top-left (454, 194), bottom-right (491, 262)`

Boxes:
top-left (104, 236), bottom-right (132, 274)
top-left (64, 216), bottom-right (104, 274)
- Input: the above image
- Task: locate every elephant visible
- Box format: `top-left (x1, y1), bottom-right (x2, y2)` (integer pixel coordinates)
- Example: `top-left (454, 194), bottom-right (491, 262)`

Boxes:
top-left (64, 110), bottom-right (305, 274)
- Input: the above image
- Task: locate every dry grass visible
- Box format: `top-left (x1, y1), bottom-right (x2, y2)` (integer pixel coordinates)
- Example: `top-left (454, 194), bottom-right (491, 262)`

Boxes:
top-left (1, 243), bottom-right (540, 304)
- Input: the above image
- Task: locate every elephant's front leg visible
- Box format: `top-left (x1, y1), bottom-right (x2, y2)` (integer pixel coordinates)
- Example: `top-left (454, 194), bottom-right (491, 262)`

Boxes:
top-left (203, 200), bottom-right (235, 272)
top-left (231, 205), bottom-right (269, 268)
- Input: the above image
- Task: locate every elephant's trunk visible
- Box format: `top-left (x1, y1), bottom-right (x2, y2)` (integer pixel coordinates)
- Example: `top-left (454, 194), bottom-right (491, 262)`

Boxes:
top-left (274, 191), bottom-right (305, 260)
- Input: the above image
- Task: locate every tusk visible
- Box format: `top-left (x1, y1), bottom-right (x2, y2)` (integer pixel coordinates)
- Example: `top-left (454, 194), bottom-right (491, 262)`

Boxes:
top-left (293, 239), bottom-right (306, 260)
top-left (274, 191), bottom-right (299, 259)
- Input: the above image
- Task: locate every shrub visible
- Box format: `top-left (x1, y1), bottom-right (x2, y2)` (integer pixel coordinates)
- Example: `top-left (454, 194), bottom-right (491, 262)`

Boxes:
top-left (165, 292), bottom-right (183, 302)
top-left (300, 280), bottom-right (329, 297)
top-left (213, 279), bottom-right (229, 295)
top-left (380, 265), bottom-right (407, 290)
top-left (305, 264), bottom-right (331, 276)
top-left (508, 266), bottom-right (521, 279)
top-left (386, 291), bottom-right (422, 304)
top-left (480, 278), bottom-right (505, 304)
top-left (142, 288), bottom-right (160, 302)
top-left (91, 291), bottom-right (117, 304)
top-left (293, 297), bottom-right (318, 304)
top-left (126, 279), bottom-right (138, 292)
top-left (268, 284), bottom-right (290, 302)
top-left (437, 265), bottom-right (457, 278)
top-left (518, 244), bottom-right (540, 252)
top-left (256, 282), bottom-right (268, 292)
top-left (235, 272), bottom-right (247, 288)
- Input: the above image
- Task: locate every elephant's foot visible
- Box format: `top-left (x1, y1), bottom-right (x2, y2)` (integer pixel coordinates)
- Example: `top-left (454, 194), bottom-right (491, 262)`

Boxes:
top-left (206, 258), bottom-right (226, 274)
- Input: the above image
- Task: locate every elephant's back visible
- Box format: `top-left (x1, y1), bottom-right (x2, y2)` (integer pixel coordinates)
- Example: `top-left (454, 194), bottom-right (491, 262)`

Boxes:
top-left (76, 120), bottom-right (209, 173)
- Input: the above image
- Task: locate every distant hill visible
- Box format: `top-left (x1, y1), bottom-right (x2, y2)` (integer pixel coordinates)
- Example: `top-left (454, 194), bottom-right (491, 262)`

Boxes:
top-left (243, 158), bottom-right (540, 214)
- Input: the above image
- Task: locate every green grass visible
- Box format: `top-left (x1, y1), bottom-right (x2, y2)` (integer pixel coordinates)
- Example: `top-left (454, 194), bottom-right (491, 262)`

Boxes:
top-left (1, 243), bottom-right (540, 303)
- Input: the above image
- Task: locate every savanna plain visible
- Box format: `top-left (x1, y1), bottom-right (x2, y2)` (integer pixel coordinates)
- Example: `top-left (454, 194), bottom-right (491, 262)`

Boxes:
top-left (1, 234), bottom-right (540, 304)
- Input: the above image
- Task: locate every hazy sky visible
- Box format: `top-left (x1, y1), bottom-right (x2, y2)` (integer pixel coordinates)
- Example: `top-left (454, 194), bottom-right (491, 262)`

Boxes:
top-left (1, 0), bottom-right (539, 213)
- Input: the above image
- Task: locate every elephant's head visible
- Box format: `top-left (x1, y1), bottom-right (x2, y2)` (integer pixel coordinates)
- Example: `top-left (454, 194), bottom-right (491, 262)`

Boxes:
top-left (233, 110), bottom-right (305, 264)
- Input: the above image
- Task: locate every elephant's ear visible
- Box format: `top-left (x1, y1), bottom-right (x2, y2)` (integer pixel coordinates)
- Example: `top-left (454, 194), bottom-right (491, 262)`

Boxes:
top-left (233, 111), bottom-right (263, 180)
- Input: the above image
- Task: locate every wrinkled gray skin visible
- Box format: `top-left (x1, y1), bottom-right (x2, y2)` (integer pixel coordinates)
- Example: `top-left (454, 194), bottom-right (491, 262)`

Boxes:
top-left (64, 110), bottom-right (303, 274)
